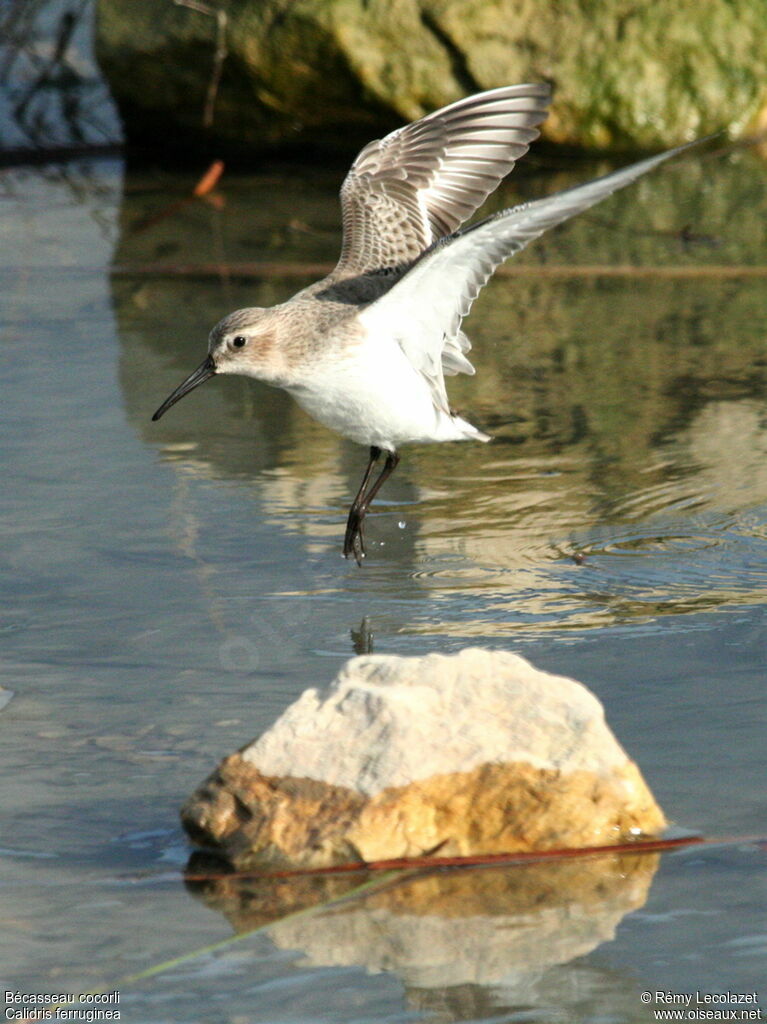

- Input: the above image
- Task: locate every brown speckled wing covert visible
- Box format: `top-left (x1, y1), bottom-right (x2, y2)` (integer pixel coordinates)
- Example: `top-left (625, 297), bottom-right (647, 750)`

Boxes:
top-left (334, 83), bottom-right (552, 277)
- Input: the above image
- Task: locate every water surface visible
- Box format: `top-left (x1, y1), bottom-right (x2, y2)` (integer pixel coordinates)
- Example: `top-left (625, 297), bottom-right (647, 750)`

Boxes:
top-left (1, 140), bottom-right (765, 1021)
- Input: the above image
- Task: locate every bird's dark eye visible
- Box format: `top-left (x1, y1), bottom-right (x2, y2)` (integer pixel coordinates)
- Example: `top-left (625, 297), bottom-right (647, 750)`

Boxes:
top-left (232, 335), bottom-right (247, 348)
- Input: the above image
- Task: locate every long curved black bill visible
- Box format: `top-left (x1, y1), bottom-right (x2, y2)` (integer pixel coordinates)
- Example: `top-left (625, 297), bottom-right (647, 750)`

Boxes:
top-left (151, 355), bottom-right (216, 421)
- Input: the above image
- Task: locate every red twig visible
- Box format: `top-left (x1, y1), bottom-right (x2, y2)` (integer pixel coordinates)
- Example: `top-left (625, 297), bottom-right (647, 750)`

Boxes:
top-left (128, 160), bottom-right (225, 233)
top-left (194, 158), bottom-right (225, 196)
top-left (182, 833), bottom-right (767, 884)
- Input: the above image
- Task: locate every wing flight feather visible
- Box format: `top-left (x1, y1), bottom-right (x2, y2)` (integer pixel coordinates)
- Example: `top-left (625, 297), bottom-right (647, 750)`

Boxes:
top-left (358, 140), bottom-right (703, 413)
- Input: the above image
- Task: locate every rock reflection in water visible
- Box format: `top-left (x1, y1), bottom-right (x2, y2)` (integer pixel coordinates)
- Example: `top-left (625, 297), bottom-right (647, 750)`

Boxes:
top-left (186, 851), bottom-right (659, 999)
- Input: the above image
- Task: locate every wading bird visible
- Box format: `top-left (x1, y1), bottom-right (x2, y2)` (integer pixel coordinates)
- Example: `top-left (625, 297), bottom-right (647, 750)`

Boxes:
top-left (152, 84), bottom-right (700, 563)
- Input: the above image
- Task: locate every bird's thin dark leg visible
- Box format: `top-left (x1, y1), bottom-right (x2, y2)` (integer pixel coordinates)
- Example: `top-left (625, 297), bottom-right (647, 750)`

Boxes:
top-left (344, 446), bottom-right (381, 561)
top-left (343, 447), bottom-right (400, 563)
top-left (360, 450), bottom-right (400, 510)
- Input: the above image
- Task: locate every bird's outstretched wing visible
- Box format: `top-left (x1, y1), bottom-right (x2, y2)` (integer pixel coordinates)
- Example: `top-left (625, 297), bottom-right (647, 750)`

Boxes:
top-left (334, 84), bottom-right (551, 278)
top-left (358, 140), bottom-right (704, 414)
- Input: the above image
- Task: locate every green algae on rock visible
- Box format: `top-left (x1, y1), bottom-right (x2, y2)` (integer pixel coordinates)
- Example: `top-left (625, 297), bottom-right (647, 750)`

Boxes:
top-left (95, 0), bottom-right (766, 155)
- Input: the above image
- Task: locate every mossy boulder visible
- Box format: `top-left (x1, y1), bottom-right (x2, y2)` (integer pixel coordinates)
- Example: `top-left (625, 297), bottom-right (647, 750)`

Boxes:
top-left (95, 0), bottom-right (766, 156)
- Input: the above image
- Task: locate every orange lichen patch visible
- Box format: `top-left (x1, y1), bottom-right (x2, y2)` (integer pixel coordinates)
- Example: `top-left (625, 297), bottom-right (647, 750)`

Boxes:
top-left (181, 754), bottom-right (665, 870)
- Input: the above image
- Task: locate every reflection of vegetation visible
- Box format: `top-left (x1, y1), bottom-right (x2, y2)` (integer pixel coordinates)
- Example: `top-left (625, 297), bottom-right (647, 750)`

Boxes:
top-left (0, 0), bottom-right (118, 155)
top-left (463, 274), bottom-right (767, 472)
top-left (114, 151), bottom-right (767, 625)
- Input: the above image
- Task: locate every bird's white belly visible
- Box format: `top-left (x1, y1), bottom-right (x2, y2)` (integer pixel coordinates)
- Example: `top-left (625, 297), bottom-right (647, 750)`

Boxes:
top-left (285, 337), bottom-right (469, 450)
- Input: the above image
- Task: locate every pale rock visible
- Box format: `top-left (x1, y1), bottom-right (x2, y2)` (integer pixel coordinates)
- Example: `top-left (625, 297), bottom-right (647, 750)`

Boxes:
top-left (181, 648), bottom-right (665, 867)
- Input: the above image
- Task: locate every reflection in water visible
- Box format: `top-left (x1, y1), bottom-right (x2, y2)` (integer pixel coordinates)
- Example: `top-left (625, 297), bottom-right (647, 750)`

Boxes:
top-left (4, 112), bottom-right (765, 1020)
top-left (114, 152), bottom-right (767, 634)
top-left (187, 851), bottom-right (659, 1015)
top-left (0, 0), bottom-right (118, 153)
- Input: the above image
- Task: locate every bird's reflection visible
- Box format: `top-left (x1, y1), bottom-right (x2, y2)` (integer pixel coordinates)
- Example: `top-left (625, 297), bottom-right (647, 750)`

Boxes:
top-left (351, 616), bottom-right (374, 654)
